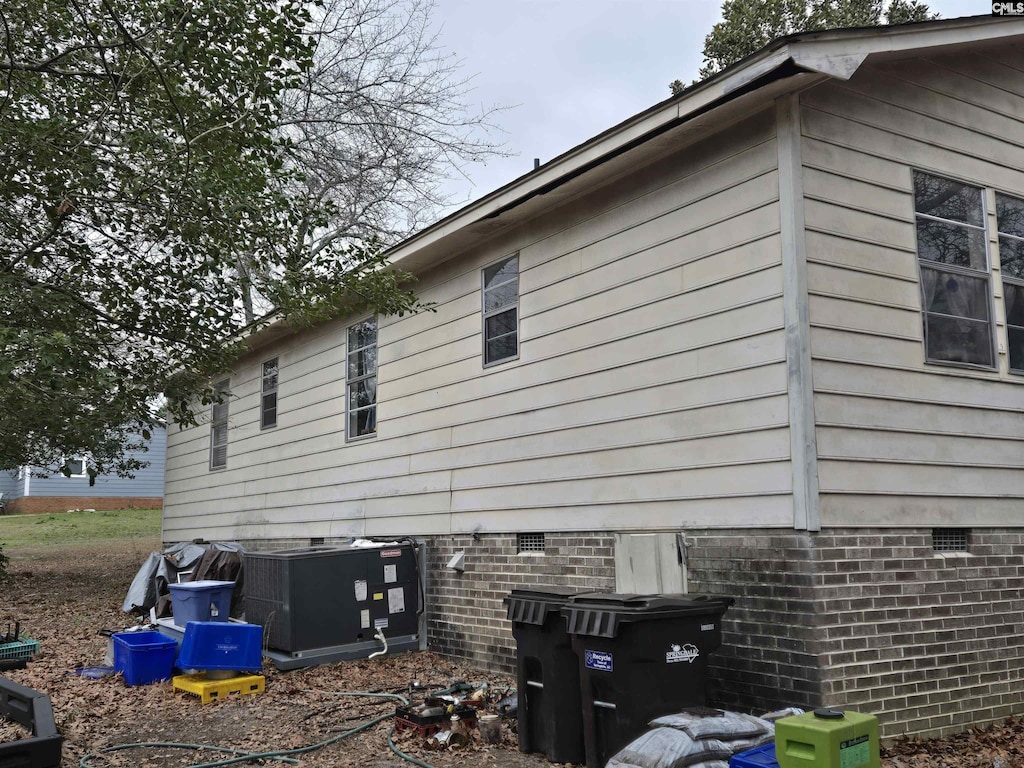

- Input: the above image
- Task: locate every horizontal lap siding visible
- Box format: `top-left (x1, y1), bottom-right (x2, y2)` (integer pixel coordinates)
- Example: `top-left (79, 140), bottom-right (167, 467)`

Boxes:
top-left (0, 472), bottom-right (20, 501)
top-left (164, 112), bottom-right (791, 541)
top-left (800, 47), bottom-right (1024, 528)
top-left (26, 428), bottom-right (166, 499)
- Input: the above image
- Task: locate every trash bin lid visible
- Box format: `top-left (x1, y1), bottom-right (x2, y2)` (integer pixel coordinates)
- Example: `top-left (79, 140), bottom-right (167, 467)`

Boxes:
top-left (504, 587), bottom-right (592, 625)
top-left (562, 593), bottom-right (733, 638)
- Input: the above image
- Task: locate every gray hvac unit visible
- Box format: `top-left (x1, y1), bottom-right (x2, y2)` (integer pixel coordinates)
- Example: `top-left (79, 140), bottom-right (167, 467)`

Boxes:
top-left (243, 542), bottom-right (423, 668)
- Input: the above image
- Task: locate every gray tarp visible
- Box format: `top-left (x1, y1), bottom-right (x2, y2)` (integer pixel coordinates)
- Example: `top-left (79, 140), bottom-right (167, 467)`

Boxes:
top-left (122, 542), bottom-right (245, 616)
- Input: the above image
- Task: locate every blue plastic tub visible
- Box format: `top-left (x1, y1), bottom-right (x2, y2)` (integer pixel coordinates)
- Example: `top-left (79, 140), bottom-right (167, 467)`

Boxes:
top-left (167, 580), bottom-right (235, 625)
top-left (112, 631), bottom-right (177, 685)
top-left (730, 743), bottom-right (779, 768)
top-left (177, 622), bottom-right (263, 672)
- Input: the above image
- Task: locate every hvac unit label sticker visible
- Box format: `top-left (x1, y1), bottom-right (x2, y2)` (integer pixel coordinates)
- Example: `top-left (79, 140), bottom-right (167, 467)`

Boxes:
top-left (584, 650), bottom-right (613, 672)
top-left (665, 643), bottom-right (700, 664)
top-left (839, 735), bottom-right (870, 768)
top-left (388, 587), bottom-right (405, 614)
top-left (380, 549), bottom-right (402, 558)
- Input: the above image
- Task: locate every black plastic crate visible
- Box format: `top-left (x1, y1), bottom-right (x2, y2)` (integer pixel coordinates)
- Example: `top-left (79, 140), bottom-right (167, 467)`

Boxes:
top-left (0, 676), bottom-right (63, 768)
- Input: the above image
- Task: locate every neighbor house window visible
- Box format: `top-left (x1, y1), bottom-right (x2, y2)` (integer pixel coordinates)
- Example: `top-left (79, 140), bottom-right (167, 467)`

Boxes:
top-left (347, 317), bottom-right (377, 439)
top-left (63, 457), bottom-right (87, 477)
top-left (261, 358), bottom-right (279, 429)
top-left (210, 378), bottom-right (229, 470)
top-left (913, 171), bottom-right (994, 368)
top-left (996, 193), bottom-right (1024, 373)
top-left (482, 253), bottom-right (519, 366)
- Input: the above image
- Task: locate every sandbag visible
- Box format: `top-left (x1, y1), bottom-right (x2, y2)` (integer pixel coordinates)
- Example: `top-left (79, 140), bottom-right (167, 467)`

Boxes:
top-left (649, 709), bottom-right (771, 741)
top-left (605, 728), bottom-right (733, 768)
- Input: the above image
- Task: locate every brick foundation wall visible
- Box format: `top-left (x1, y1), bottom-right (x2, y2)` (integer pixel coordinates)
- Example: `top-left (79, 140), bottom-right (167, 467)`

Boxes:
top-left (425, 532), bottom-right (616, 672)
top-left (9, 496), bottom-right (162, 514)
top-left (687, 527), bottom-right (1024, 739)
top-left (182, 526), bottom-right (1024, 739)
top-left (811, 529), bottom-right (1024, 738)
top-left (686, 529), bottom-right (825, 715)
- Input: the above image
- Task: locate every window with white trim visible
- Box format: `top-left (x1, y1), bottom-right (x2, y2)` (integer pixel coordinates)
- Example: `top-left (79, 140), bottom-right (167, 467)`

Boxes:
top-left (347, 317), bottom-right (377, 440)
top-left (261, 358), bottom-right (279, 429)
top-left (995, 192), bottom-right (1024, 374)
top-left (912, 171), bottom-right (995, 368)
top-left (482, 254), bottom-right (519, 366)
top-left (210, 378), bottom-right (229, 470)
top-left (62, 457), bottom-right (87, 477)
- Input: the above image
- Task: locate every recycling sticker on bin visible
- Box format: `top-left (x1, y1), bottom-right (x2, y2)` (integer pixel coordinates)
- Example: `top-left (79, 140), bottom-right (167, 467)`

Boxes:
top-left (584, 650), bottom-right (613, 672)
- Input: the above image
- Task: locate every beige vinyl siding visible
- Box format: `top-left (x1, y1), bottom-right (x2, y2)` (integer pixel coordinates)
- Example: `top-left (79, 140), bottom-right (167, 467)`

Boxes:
top-left (163, 111), bottom-right (791, 542)
top-left (799, 45), bottom-right (1024, 527)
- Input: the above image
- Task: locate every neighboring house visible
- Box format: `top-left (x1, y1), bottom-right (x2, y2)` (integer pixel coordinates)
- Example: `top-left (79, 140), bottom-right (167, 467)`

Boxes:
top-left (163, 17), bottom-right (1024, 738)
top-left (3, 426), bottom-right (166, 514)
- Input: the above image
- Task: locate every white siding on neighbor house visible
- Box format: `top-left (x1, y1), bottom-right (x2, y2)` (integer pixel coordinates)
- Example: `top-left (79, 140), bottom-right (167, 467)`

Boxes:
top-left (164, 111), bottom-right (793, 542)
top-left (799, 45), bottom-right (1024, 527)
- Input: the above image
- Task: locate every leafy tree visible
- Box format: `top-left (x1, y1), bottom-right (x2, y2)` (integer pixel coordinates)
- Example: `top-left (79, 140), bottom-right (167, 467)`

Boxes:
top-left (0, 0), bottom-right (439, 478)
top-left (674, 0), bottom-right (935, 92)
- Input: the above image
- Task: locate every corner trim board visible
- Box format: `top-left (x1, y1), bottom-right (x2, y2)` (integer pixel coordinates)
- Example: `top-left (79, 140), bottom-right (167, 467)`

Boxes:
top-left (776, 93), bottom-right (821, 532)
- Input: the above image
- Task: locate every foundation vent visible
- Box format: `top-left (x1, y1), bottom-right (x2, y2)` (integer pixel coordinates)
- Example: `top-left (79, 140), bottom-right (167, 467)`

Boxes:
top-left (932, 528), bottom-right (969, 553)
top-left (517, 533), bottom-right (545, 553)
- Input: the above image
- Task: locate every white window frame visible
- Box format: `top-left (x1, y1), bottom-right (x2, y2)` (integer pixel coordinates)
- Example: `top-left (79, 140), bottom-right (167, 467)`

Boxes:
top-left (261, 357), bottom-right (279, 430)
top-left (911, 170), bottom-right (997, 371)
top-left (346, 316), bottom-right (377, 442)
top-left (481, 253), bottom-right (520, 367)
top-left (995, 191), bottom-right (1024, 375)
top-left (62, 456), bottom-right (88, 478)
top-left (209, 378), bottom-right (230, 471)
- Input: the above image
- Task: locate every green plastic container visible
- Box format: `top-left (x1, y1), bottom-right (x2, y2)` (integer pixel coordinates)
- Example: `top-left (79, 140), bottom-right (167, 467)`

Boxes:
top-left (775, 708), bottom-right (880, 768)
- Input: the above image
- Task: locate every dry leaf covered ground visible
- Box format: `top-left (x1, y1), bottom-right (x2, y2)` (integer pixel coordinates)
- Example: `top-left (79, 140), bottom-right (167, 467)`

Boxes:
top-left (0, 512), bottom-right (1020, 767)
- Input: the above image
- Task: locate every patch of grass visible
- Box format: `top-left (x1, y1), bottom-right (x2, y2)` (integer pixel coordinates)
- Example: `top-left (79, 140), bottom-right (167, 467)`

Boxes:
top-left (0, 508), bottom-right (161, 550)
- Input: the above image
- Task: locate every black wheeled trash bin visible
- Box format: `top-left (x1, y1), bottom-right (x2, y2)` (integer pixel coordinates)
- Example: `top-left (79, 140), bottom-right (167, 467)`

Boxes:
top-left (504, 587), bottom-right (588, 765)
top-left (562, 593), bottom-right (734, 768)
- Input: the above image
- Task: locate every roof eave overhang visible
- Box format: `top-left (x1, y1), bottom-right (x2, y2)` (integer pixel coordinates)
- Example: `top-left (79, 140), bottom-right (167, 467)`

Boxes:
top-left (383, 16), bottom-right (1024, 275)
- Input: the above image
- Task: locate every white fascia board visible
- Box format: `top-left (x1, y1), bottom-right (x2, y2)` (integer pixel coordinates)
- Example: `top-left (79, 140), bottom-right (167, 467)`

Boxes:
top-left (788, 17), bottom-right (1024, 79)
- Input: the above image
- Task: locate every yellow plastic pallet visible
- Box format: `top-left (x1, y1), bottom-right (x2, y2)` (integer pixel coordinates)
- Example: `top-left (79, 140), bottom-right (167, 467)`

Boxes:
top-left (172, 673), bottom-right (265, 704)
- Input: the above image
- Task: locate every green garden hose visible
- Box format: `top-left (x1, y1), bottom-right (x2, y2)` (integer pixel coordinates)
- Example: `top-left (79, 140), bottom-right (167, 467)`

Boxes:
top-left (79, 690), bottom-right (437, 768)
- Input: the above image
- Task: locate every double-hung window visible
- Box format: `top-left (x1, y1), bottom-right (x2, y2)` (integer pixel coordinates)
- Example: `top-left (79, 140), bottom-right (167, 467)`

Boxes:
top-left (347, 317), bottom-right (377, 439)
top-left (209, 378), bottom-right (229, 470)
top-left (912, 171), bottom-right (995, 368)
top-left (996, 193), bottom-right (1024, 373)
top-left (482, 254), bottom-right (519, 366)
top-left (261, 358), bottom-right (279, 429)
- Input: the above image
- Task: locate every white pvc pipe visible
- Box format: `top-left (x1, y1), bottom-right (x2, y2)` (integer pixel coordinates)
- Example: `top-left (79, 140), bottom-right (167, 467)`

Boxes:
top-left (368, 628), bottom-right (389, 660)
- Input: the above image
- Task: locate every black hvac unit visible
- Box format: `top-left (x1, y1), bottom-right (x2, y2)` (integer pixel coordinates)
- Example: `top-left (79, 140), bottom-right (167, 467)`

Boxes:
top-left (244, 543), bottom-right (421, 655)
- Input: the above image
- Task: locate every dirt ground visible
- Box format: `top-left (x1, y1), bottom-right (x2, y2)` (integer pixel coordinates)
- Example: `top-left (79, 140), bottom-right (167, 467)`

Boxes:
top-left (1, 536), bottom-right (1020, 768)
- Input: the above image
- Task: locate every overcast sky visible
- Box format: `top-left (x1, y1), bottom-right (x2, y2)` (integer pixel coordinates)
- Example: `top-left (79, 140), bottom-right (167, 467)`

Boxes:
top-left (431, 0), bottom-right (986, 207)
